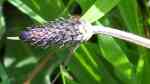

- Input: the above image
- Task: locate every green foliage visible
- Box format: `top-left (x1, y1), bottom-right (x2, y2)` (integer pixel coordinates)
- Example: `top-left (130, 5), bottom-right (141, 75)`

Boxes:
top-left (0, 0), bottom-right (150, 84)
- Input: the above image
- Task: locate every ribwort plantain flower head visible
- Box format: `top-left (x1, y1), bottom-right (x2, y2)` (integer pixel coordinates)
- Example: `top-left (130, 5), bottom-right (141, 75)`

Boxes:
top-left (19, 16), bottom-right (93, 48)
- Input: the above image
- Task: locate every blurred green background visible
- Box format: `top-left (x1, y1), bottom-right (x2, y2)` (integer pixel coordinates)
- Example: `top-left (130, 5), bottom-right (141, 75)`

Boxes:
top-left (0, 0), bottom-right (150, 84)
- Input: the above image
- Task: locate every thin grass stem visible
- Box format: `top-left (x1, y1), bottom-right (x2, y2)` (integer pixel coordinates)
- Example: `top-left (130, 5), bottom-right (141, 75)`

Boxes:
top-left (92, 25), bottom-right (150, 48)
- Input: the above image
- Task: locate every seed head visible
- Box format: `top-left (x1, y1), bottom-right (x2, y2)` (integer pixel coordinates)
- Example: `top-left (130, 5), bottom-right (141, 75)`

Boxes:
top-left (19, 16), bottom-right (93, 48)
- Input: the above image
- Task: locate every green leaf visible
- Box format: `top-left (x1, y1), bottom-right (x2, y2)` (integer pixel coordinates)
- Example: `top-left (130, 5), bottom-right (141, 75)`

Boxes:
top-left (67, 43), bottom-right (118, 84)
top-left (98, 35), bottom-right (134, 84)
top-left (0, 0), bottom-right (5, 36)
top-left (118, 0), bottom-right (144, 35)
top-left (8, 0), bottom-right (46, 23)
top-left (8, 0), bottom-right (69, 23)
top-left (118, 0), bottom-right (149, 84)
top-left (80, 0), bottom-right (120, 23)
top-left (0, 63), bottom-right (10, 84)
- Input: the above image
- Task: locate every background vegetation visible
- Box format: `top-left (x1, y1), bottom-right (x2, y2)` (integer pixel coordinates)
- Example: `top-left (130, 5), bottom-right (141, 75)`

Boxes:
top-left (0, 0), bottom-right (150, 84)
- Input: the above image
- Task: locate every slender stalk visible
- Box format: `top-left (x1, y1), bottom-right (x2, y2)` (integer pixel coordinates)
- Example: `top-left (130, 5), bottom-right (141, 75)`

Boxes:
top-left (23, 54), bottom-right (54, 84)
top-left (51, 46), bottom-right (78, 84)
top-left (92, 25), bottom-right (150, 48)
